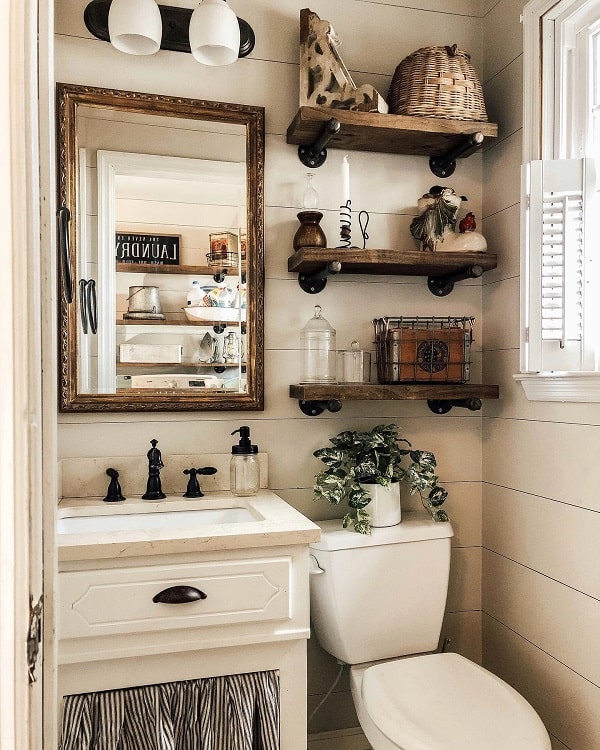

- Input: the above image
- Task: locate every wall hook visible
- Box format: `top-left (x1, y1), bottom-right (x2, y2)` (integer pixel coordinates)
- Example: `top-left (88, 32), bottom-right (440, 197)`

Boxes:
top-left (297, 118), bottom-right (341, 168)
top-left (429, 132), bottom-right (484, 178)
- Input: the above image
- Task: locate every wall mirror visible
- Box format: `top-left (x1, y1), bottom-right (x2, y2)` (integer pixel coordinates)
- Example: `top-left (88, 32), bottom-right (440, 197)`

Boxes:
top-left (57, 83), bottom-right (264, 411)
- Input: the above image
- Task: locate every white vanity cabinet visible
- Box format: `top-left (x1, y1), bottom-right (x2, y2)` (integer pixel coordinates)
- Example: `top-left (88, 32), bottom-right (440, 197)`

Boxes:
top-left (56, 492), bottom-right (320, 750)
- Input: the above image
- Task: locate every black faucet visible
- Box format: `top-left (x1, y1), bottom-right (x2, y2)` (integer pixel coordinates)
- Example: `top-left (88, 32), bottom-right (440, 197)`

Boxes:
top-left (183, 466), bottom-right (218, 498)
top-left (142, 439), bottom-right (166, 500)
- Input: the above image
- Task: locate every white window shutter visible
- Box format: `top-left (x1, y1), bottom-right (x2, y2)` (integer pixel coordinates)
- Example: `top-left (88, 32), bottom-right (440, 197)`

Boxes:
top-left (523, 157), bottom-right (596, 372)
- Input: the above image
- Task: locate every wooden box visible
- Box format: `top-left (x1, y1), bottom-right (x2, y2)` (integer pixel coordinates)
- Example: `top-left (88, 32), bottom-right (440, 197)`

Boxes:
top-left (375, 324), bottom-right (470, 383)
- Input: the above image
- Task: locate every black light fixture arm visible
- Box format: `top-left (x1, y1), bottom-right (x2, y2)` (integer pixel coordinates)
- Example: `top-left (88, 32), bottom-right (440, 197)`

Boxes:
top-left (84, 0), bottom-right (255, 58)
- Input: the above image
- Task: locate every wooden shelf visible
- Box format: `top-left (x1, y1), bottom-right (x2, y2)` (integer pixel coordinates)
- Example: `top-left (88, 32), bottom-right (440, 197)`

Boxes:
top-left (290, 382), bottom-right (499, 415)
top-left (290, 383), bottom-right (499, 402)
top-left (117, 361), bottom-right (245, 368)
top-left (288, 247), bottom-right (497, 278)
top-left (116, 319), bottom-right (242, 327)
top-left (286, 106), bottom-right (498, 158)
top-left (116, 263), bottom-right (241, 275)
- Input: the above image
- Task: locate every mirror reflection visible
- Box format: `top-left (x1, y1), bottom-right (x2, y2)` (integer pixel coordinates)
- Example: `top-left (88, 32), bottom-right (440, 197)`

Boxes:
top-left (57, 84), bottom-right (264, 411)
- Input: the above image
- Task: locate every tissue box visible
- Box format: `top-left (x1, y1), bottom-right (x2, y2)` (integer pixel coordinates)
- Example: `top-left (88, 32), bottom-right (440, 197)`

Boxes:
top-left (119, 344), bottom-right (183, 364)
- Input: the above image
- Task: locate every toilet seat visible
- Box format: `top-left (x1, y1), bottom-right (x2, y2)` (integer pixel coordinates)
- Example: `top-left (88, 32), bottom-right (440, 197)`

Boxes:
top-left (359, 653), bottom-right (551, 750)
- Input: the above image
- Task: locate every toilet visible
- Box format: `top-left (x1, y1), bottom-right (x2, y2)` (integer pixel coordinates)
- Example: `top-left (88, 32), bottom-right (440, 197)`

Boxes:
top-left (309, 514), bottom-right (551, 750)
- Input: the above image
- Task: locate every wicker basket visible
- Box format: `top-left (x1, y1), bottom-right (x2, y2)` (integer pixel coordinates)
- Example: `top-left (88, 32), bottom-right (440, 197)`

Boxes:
top-left (388, 45), bottom-right (487, 122)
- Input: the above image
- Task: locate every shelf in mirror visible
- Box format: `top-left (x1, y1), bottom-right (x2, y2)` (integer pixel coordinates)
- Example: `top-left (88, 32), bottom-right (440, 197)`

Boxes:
top-left (116, 319), bottom-right (244, 327)
top-left (116, 263), bottom-right (243, 276)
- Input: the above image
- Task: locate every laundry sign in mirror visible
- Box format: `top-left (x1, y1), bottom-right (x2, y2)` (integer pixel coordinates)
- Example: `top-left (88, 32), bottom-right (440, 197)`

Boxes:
top-left (116, 232), bottom-right (181, 266)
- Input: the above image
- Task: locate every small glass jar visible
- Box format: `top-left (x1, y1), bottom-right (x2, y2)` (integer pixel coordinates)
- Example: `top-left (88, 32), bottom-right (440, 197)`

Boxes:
top-left (337, 340), bottom-right (371, 383)
top-left (301, 305), bottom-right (337, 383)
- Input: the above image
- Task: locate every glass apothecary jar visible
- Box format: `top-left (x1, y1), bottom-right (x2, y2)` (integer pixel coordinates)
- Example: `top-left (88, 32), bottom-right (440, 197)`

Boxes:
top-left (300, 305), bottom-right (337, 383)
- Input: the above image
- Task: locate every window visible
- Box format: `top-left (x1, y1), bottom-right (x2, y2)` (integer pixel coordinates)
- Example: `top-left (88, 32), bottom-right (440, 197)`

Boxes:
top-left (519, 0), bottom-right (600, 400)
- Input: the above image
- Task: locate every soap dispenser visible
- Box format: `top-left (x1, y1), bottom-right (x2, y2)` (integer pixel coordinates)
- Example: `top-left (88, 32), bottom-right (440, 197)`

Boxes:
top-left (230, 426), bottom-right (260, 496)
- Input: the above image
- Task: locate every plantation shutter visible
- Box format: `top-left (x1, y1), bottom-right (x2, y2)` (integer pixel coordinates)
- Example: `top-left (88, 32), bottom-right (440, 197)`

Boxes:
top-left (522, 158), bottom-right (595, 372)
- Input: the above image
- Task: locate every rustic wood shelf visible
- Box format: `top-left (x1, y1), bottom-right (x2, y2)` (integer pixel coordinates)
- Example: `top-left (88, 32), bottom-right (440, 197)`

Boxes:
top-left (288, 247), bottom-right (497, 277)
top-left (286, 106), bottom-right (498, 159)
top-left (116, 319), bottom-right (242, 327)
top-left (117, 361), bottom-right (245, 368)
top-left (291, 383), bottom-right (499, 401)
top-left (116, 263), bottom-right (241, 276)
top-left (290, 382), bottom-right (500, 416)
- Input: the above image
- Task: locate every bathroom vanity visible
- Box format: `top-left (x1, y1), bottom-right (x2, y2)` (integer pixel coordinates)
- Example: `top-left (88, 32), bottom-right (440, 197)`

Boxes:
top-left (56, 488), bottom-right (320, 749)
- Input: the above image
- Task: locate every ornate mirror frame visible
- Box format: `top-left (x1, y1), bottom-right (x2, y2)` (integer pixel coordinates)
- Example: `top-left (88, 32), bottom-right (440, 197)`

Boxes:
top-left (57, 83), bottom-right (264, 412)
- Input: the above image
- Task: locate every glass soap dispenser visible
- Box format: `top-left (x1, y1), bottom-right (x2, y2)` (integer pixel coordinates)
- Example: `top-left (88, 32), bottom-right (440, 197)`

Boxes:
top-left (230, 426), bottom-right (260, 496)
top-left (301, 305), bottom-right (337, 383)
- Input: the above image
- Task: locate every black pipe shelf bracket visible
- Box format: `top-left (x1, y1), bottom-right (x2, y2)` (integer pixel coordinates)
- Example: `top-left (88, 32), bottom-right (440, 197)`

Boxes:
top-left (298, 261), bottom-right (342, 294)
top-left (297, 118), bottom-right (341, 168)
top-left (83, 0), bottom-right (256, 58)
top-left (427, 264), bottom-right (483, 297)
top-left (299, 399), bottom-right (343, 416)
top-left (427, 398), bottom-right (482, 414)
top-left (429, 132), bottom-right (484, 179)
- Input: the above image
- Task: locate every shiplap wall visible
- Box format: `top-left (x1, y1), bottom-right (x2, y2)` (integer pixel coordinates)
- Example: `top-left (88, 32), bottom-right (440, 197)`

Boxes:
top-left (481, 2), bottom-right (600, 749)
top-left (54, 0), bottom-right (488, 737)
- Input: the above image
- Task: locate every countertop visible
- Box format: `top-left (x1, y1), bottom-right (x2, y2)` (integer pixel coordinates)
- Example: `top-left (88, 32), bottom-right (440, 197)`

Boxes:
top-left (57, 490), bottom-right (321, 563)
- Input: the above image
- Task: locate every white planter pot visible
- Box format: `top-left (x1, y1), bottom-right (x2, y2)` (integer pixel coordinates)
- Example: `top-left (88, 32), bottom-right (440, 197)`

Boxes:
top-left (360, 481), bottom-right (401, 527)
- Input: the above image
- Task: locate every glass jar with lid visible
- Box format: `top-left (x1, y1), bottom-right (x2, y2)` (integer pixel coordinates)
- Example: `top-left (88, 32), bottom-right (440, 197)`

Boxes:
top-left (300, 305), bottom-right (337, 383)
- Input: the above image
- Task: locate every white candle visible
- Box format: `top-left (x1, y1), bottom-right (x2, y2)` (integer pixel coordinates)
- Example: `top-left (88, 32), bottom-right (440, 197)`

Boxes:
top-left (341, 154), bottom-right (350, 206)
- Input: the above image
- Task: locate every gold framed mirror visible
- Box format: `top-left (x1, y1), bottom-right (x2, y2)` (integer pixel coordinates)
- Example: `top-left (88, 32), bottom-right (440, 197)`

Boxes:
top-left (57, 83), bottom-right (264, 412)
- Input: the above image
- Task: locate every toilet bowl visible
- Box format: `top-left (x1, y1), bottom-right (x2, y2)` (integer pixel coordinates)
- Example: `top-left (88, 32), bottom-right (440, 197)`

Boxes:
top-left (349, 654), bottom-right (551, 750)
top-left (309, 516), bottom-right (551, 750)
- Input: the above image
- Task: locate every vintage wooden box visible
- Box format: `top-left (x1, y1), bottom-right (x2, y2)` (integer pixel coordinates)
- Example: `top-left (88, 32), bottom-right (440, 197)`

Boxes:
top-left (373, 316), bottom-right (473, 384)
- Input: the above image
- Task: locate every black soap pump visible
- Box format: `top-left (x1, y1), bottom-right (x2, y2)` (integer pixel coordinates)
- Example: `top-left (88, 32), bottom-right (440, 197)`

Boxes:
top-left (230, 426), bottom-right (260, 497)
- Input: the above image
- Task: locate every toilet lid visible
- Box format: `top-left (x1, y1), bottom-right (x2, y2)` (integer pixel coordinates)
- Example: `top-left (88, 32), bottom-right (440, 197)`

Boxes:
top-left (361, 653), bottom-right (550, 750)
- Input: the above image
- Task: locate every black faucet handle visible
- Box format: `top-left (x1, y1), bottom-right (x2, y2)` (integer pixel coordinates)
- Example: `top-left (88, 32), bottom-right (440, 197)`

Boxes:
top-left (183, 466), bottom-right (217, 498)
top-left (103, 467), bottom-right (126, 503)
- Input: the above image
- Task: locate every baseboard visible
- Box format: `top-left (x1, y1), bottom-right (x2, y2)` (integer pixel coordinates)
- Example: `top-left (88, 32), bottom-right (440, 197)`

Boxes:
top-left (307, 726), bottom-right (371, 749)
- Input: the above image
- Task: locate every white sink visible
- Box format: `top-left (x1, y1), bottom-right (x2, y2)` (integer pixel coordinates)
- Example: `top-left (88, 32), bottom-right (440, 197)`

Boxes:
top-left (57, 506), bottom-right (258, 535)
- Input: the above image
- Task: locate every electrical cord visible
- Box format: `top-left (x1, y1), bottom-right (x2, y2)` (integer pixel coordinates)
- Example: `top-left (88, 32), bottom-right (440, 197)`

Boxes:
top-left (308, 662), bottom-right (345, 725)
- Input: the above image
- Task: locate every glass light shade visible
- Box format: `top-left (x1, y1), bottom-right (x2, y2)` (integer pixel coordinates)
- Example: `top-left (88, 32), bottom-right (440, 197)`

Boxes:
top-left (108, 0), bottom-right (162, 55)
top-left (189, 0), bottom-right (241, 66)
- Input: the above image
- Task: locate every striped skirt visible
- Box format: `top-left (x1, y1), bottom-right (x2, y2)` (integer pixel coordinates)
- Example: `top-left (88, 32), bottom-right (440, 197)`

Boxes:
top-left (59, 671), bottom-right (280, 750)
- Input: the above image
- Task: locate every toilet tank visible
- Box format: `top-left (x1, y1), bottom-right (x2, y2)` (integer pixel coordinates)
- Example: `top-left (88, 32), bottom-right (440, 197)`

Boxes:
top-left (309, 513), bottom-right (453, 664)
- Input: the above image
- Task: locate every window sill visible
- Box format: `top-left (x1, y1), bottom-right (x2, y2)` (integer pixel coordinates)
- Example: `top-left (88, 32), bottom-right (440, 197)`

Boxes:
top-left (514, 372), bottom-right (600, 402)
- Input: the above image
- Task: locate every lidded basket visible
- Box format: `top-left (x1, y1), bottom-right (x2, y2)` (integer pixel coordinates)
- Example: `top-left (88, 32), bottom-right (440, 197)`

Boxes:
top-left (388, 45), bottom-right (488, 122)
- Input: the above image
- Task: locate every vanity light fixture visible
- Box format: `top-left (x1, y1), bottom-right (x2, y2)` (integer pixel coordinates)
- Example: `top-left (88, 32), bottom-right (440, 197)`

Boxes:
top-left (84, 0), bottom-right (255, 63)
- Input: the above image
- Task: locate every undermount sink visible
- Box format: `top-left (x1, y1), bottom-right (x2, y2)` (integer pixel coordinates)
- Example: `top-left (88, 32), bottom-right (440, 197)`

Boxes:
top-left (57, 505), bottom-right (258, 535)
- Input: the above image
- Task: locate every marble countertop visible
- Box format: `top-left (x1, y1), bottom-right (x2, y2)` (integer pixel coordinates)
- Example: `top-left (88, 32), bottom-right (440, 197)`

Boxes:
top-left (57, 490), bottom-right (321, 563)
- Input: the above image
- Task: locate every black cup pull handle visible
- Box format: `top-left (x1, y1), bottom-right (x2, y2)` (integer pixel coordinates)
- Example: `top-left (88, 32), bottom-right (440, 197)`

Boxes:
top-left (57, 206), bottom-right (73, 304)
top-left (152, 585), bottom-right (207, 604)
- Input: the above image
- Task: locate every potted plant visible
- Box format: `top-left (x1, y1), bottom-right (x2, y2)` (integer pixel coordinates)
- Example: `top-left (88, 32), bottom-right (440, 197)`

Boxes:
top-left (313, 423), bottom-right (448, 534)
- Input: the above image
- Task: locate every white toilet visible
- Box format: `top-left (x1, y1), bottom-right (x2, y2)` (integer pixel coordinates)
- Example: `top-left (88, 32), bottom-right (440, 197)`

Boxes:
top-left (309, 514), bottom-right (551, 750)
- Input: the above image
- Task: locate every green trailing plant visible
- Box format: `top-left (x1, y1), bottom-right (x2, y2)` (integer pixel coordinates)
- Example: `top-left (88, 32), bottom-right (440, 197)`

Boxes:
top-left (313, 423), bottom-right (448, 534)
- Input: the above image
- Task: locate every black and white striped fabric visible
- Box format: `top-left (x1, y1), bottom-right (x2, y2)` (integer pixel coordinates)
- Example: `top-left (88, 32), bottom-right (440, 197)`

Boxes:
top-left (59, 671), bottom-right (280, 750)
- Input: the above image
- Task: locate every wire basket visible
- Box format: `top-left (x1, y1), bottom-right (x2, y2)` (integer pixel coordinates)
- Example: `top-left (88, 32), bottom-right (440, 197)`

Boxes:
top-left (387, 45), bottom-right (487, 122)
top-left (373, 316), bottom-right (474, 384)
